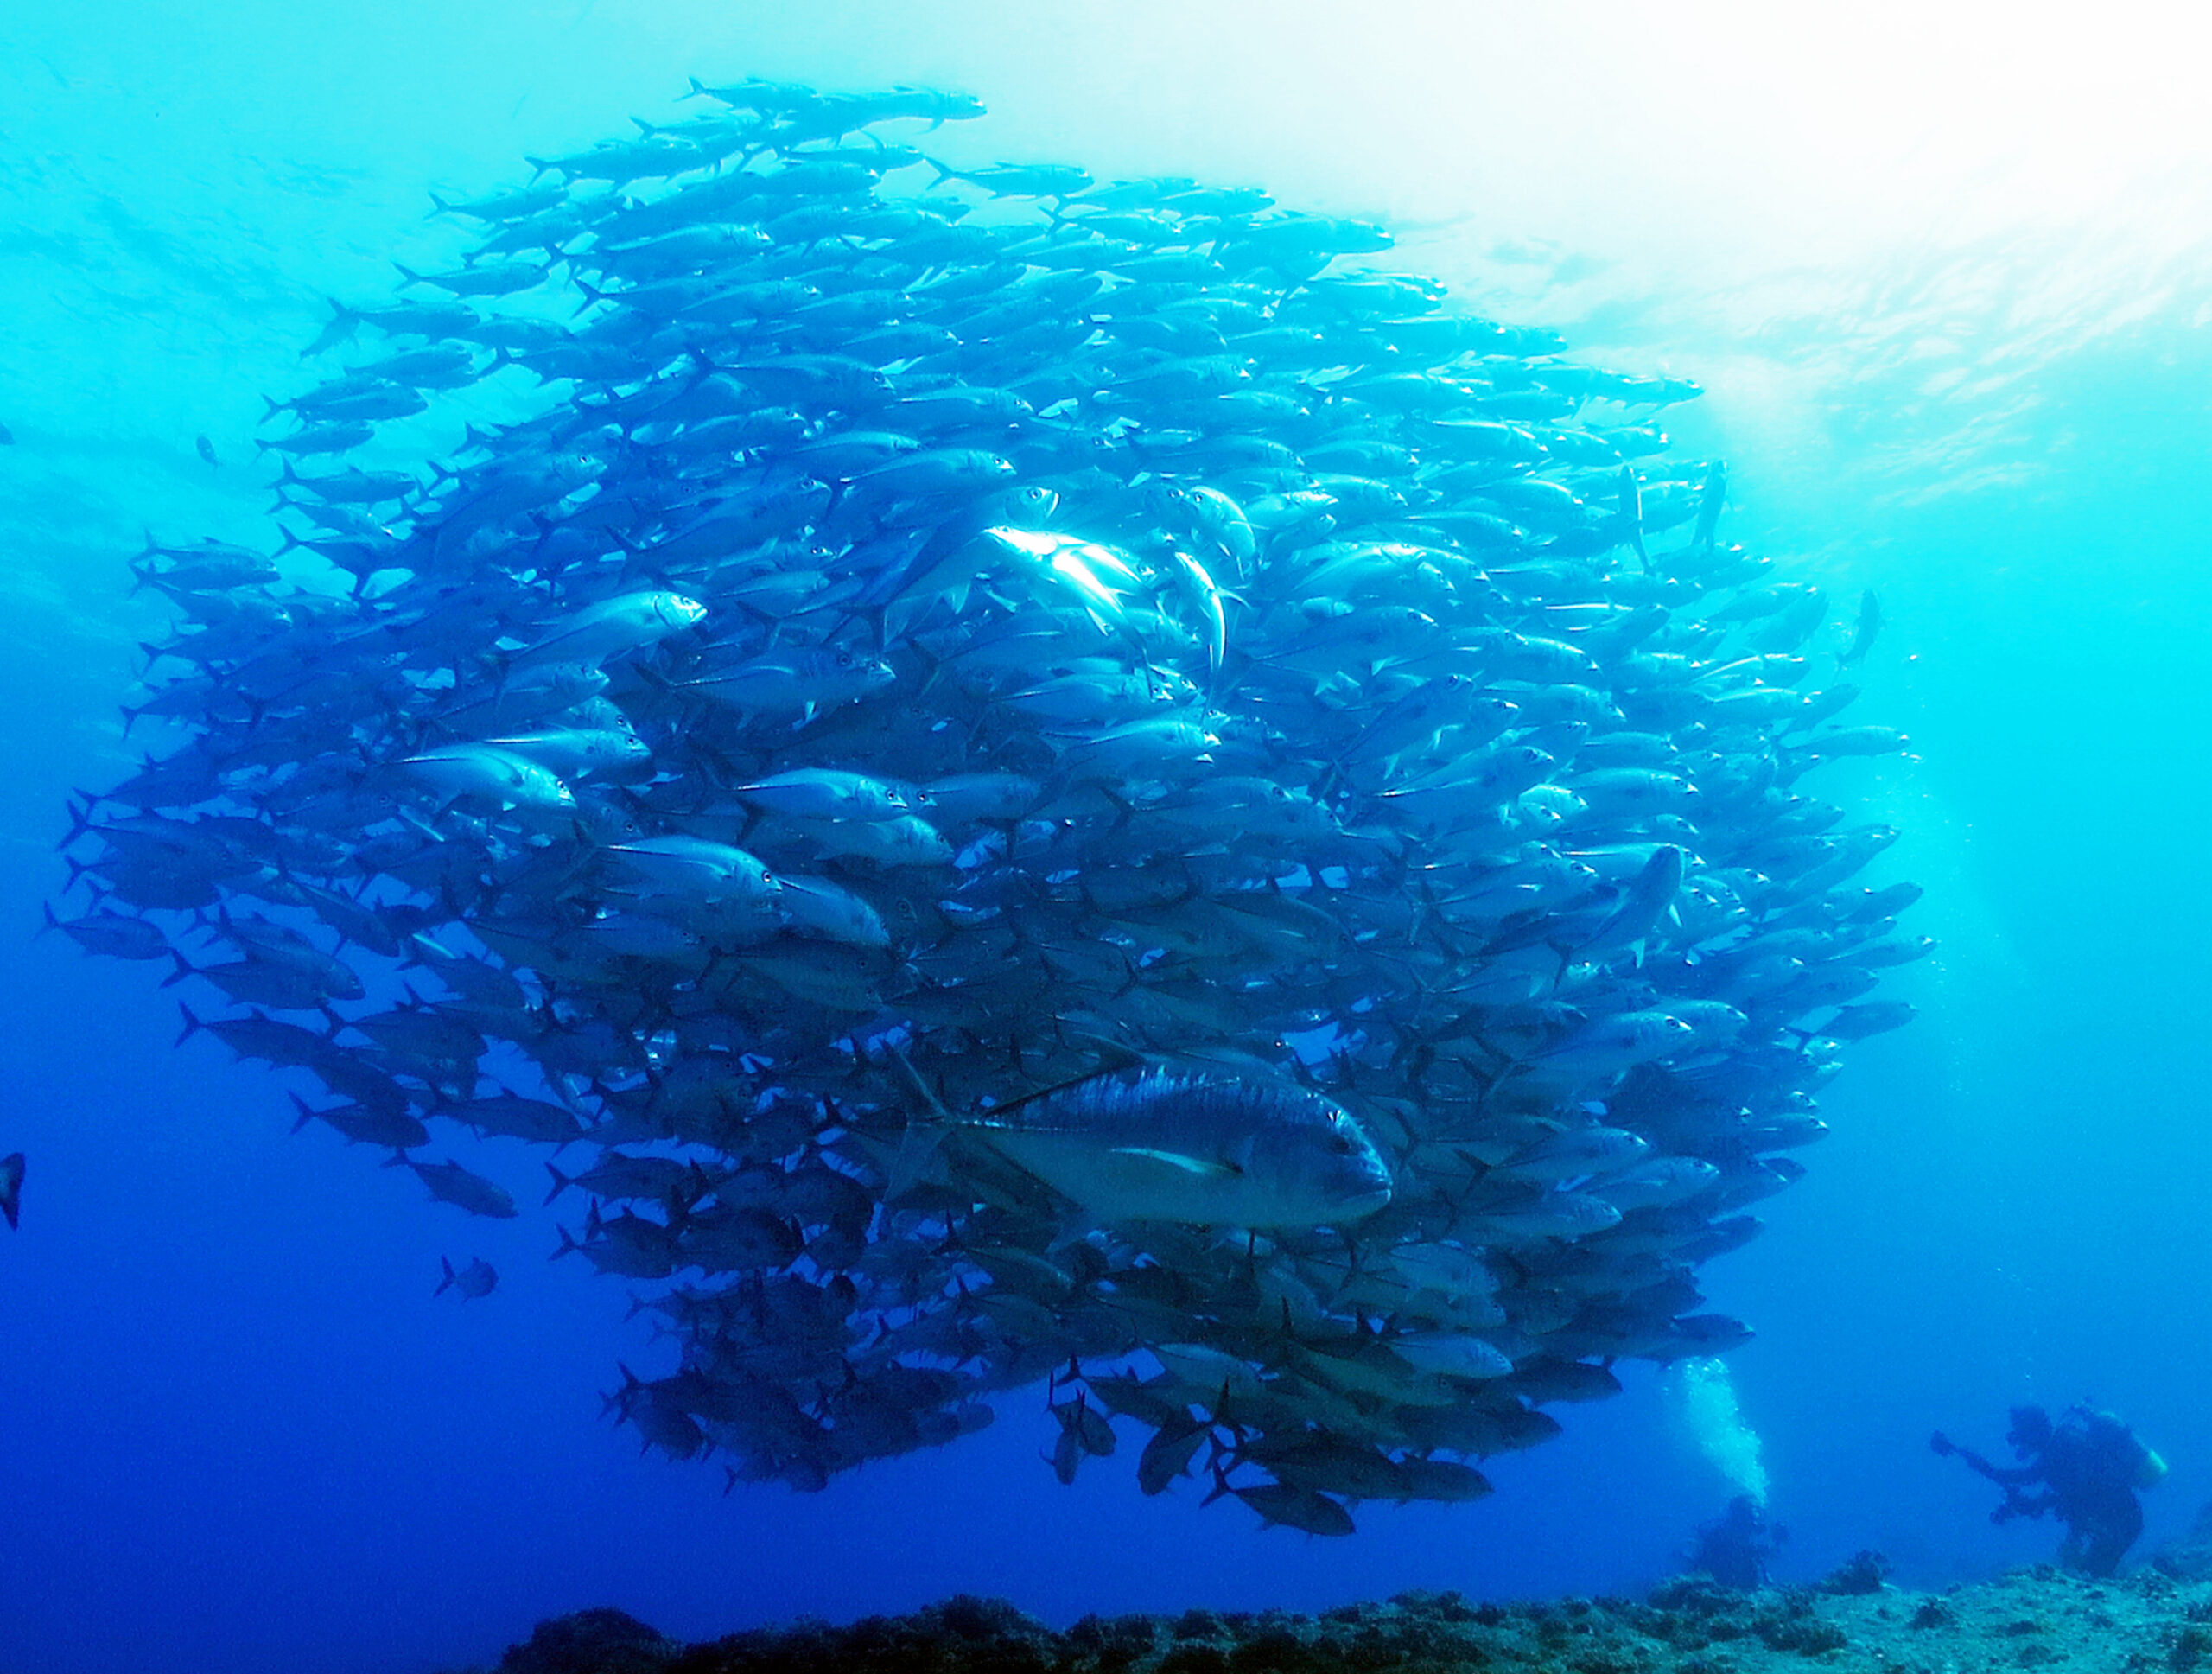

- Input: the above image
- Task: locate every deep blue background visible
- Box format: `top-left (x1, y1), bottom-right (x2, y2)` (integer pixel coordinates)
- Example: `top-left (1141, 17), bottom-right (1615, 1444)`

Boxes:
top-left (5, 6), bottom-right (2211, 1671)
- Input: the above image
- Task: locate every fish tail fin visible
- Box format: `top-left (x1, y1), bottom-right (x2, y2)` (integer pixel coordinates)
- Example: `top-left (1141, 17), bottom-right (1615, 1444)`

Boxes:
top-left (570, 277), bottom-right (610, 319)
top-left (55, 796), bottom-right (92, 850)
top-left (924, 158), bottom-right (957, 189)
top-left (885, 1118), bottom-right (945, 1203)
top-left (161, 951), bottom-right (193, 989)
top-left (288, 1093), bottom-right (318, 1135)
top-left (435, 1256), bottom-right (455, 1295)
top-left (677, 1158), bottom-right (715, 1210)
top-left (550, 1222), bottom-right (580, 1261)
top-left (392, 260), bottom-right (423, 287)
top-left (543, 1162), bottom-right (575, 1206)
top-left (427, 190), bottom-right (454, 216)
top-left (902, 630), bottom-right (945, 695)
top-left (1546, 939), bottom-right (1578, 989)
top-left (1093, 781), bottom-right (1135, 832)
top-left (880, 1045), bottom-right (954, 1200)
top-left (300, 298), bottom-right (362, 359)
top-left (1201, 1461), bottom-right (1235, 1507)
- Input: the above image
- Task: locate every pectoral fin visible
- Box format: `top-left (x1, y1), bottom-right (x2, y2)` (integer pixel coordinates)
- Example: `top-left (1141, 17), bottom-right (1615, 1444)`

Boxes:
top-left (1109, 1147), bottom-right (1237, 1178)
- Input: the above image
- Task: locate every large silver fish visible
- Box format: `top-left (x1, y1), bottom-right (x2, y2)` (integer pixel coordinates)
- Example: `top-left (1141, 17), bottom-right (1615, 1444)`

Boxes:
top-left (953, 1068), bottom-right (1393, 1230)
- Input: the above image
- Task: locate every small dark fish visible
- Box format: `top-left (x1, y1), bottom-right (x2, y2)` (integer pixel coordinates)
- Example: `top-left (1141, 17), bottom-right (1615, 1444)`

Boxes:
top-left (1793, 1001), bottom-right (1916, 1043)
top-left (1616, 464), bottom-right (1647, 565)
top-left (194, 435), bottom-right (219, 467)
top-left (1838, 587), bottom-right (1882, 669)
top-left (41, 903), bottom-right (171, 960)
top-left (289, 1093), bottom-right (429, 1151)
top-left (0, 1153), bottom-right (21, 1229)
top-left (435, 1255), bottom-right (499, 1299)
top-left (1692, 459), bottom-right (1726, 550)
top-left (399, 1155), bottom-right (518, 1219)
top-left (1576, 843), bottom-right (1684, 963)
top-left (1138, 1422), bottom-right (1208, 1496)
top-left (1231, 1480), bottom-right (1356, 1537)
top-left (927, 160), bottom-right (1092, 200)
top-left (0, 422), bottom-right (14, 446)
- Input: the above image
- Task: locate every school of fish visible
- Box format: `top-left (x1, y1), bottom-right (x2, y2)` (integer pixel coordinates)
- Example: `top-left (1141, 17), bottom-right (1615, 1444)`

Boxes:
top-left (51, 76), bottom-right (1923, 1534)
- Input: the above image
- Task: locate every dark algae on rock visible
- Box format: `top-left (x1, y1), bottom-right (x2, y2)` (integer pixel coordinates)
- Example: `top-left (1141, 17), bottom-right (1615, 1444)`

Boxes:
top-left (444, 1565), bottom-right (2212, 1674)
top-left (499, 1608), bottom-right (682, 1674)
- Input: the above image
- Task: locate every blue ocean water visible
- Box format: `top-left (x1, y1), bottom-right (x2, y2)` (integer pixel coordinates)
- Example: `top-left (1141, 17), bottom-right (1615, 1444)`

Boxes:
top-left (5, 5), bottom-right (2211, 1671)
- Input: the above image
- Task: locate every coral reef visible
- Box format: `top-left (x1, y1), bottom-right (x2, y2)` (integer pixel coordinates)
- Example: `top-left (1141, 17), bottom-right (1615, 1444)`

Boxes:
top-left (445, 1563), bottom-right (2212, 1674)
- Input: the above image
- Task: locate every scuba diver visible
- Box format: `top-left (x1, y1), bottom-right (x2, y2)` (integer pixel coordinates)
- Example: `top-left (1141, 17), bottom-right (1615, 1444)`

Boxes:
top-left (1932, 1403), bottom-right (2166, 1577)
top-left (1688, 1493), bottom-right (1787, 1588)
